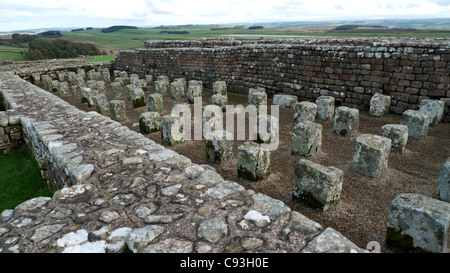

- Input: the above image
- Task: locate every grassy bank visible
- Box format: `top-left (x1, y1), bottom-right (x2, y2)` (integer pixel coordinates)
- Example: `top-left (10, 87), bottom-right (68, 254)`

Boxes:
top-left (0, 147), bottom-right (53, 212)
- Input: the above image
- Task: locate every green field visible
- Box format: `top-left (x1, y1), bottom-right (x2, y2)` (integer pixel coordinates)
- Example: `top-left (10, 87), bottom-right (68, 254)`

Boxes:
top-left (0, 147), bottom-right (53, 212)
top-left (0, 45), bottom-right (27, 62)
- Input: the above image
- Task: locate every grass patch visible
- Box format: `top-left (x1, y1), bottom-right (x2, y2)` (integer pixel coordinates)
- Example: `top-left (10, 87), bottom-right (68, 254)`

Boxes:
top-left (0, 45), bottom-right (27, 62)
top-left (85, 55), bottom-right (116, 62)
top-left (0, 146), bottom-right (53, 212)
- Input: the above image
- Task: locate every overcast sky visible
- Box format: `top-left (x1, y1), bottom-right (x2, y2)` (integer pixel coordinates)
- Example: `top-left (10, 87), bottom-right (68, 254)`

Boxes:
top-left (1, 0), bottom-right (449, 31)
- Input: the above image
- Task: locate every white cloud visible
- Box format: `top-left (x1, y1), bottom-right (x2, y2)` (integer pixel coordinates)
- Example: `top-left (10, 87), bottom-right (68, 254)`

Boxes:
top-left (0, 0), bottom-right (449, 31)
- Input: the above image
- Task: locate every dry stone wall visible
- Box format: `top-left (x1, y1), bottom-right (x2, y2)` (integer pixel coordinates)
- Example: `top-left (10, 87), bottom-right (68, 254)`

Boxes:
top-left (115, 38), bottom-right (450, 122)
top-left (0, 71), bottom-right (366, 253)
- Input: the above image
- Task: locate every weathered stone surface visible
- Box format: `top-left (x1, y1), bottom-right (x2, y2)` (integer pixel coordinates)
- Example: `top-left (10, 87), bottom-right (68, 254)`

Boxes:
top-left (155, 78), bottom-right (169, 94)
top-left (251, 193), bottom-right (291, 217)
top-left (280, 211), bottom-right (323, 240)
top-left (160, 114), bottom-right (184, 146)
top-left (292, 121), bottom-right (322, 157)
top-left (248, 90), bottom-right (267, 109)
top-left (381, 124), bottom-right (408, 154)
top-left (142, 238), bottom-right (193, 253)
top-left (315, 96), bottom-right (334, 120)
top-left (386, 193), bottom-right (450, 253)
top-left (333, 106), bottom-right (359, 137)
top-left (273, 94), bottom-right (297, 110)
top-left (109, 100), bottom-right (127, 121)
top-left (127, 225), bottom-right (165, 253)
top-left (400, 109), bottom-right (430, 139)
top-left (110, 82), bottom-right (122, 98)
top-left (197, 217), bottom-right (228, 243)
top-left (205, 130), bottom-right (234, 164)
top-left (294, 159), bottom-right (343, 211)
top-left (254, 114), bottom-right (279, 145)
top-left (351, 134), bottom-right (391, 177)
top-left (211, 94), bottom-right (227, 111)
top-left (147, 93), bottom-right (164, 112)
top-left (212, 81), bottom-right (227, 95)
top-left (170, 80), bottom-right (185, 99)
top-left (130, 87), bottom-right (146, 108)
top-left (57, 82), bottom-right (70, 96)
top-left (436, 158), bottom-right (450, 202)
top-left (187, 84), bottom-right (202, 104)
top-left (139, 112), bottom-right (160, 134)
top-left (369, 93), bottom-right (391, 117)
top-left (419, 99), bottom-right (445, 127)
top-left (31, 224), bottom-right (66, 243)
top-left (294, 101), bottom-right (317, 124)
top-left (301, 227), bottom-right (362, 253)
top-left (237, 141), bottom-right (270, 181)
top-left (91, 94), bottom-right (110, 115)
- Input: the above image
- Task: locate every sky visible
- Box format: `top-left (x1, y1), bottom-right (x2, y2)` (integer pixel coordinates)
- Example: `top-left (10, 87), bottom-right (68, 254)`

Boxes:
top-left (1, 0), bottom-right (449, 31)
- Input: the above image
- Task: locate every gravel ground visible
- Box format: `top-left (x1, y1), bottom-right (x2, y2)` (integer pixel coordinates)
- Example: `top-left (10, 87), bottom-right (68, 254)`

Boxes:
top-left (59, 83), bottom-right (450, 252)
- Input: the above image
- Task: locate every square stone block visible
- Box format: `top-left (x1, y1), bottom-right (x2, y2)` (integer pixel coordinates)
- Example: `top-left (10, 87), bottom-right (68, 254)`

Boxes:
top-left (381, 124), bottom-right (408, 154)
top-left (333, 106), bottom-right (359, 137)
top-left (57, 82), bottom-right (70, 96)
top-left (436, 158), bottom-right (450, 202)
top-left (273, 94), bottom-right (297, 110)
top-left (69, 85), bottom-right (81, 99)
top-left (351, 134), bottom-right (392, 177)
top-left (84, 88), bottom-right (101, 107)
top-left (292, 121), bottom-right (322, 157)
top-left (95, 81), bottom-right (106, 93)
top-left (110, 82), bottom-right (123, 98)
top-left (139, 112), bottom-right (160, 134)
top-left (131, 87), bottom-right (146, 108)
top-left (315, 96), bottom-right (335, 120)
top-left (145, 75), bottom-right (153, 85)
top-left (419, 99), bottom-right (444, 127)
top-left (386, 193), bottom-right (450, 253)
top-left (160, 114), bottom-right (184, 146)
top-left (50, 80), bottom-right (59, 92)
top-left (187, 85), bottom-right (202, 103)
top-left (369, 93), bottom-right (391, 117)
top-left (170, 80), bottom-right (185, 99)
top-left (253, 114), bottom-right (279, 145)
top-left (237, 141), bottom-right (270, 181)
top-left (212, 94), bottom-right (228, 111)
top-left (293, 159), bottom-right (343, 211)
top-left (109, 100), bottom-right (127, 121)
top-left (155, 80), bottom-right (169, 95)
top-left (147, 93), bottom-right (164, 112)
top-left (174, 78), bottom-right (187, 93)
top-left (400, 110), bottom-right (430, 139)
top-left (294, 101), bottom-right (317, 124)
top-left (92, 94), bottom-right (110, 115)
top-left (205, 130), bottom-right (234, 164)
top-left (248, 91), bottom-right (267, 109)
top-left (213, 81), bottom-right (227, 95)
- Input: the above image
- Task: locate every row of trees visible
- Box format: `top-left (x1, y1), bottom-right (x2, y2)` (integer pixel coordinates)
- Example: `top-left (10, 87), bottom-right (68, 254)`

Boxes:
top-left (26, 38), bottom-right (101, 61)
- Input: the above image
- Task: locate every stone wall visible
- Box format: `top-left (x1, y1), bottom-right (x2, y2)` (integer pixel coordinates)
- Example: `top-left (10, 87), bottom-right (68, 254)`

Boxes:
top-left (115, 38), bottom-right (450, 121)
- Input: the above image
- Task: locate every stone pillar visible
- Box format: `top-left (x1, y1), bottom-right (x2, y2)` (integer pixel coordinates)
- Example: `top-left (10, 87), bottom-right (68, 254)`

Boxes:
top-left (333, 106), bottom-right (359, 137)
top-left (315, 96), bottom-right (335, 120)
top-left (205, 130), bottom-right (234, 164)
top-left (110, 82), bottom-right (123, 98)
top-left (419, 99), bottom-right (445, 127)
top-left (294, 101), bottom-right (317, 124)
top-left (293, 159), bottom-right (343, 211)
top-left (248, 90), bottom-right (267, 109)
top-left (139, 112), bottom-right (161, 134)
top-left (187, 85), bottom-right (202, 104)
top-left (292, 121), bottom-right (322, 157)
top-left (254, 114), bottom-right (279, 145)
top-left (160, 114), bottom-right (184, 146)
top-left (131, 87), bottom-right (146, 108)
top-left (386, 193), bottom-right (450, 253)
top-left (237, 141), bottom-right (270, 181)
top-left (400, 110), bottom-right (430, 139)
top-left (369, 93), bottom-right (391, 117)
top-left (436, 158), bottom-right (450, 203)
top-left (92, 94), bottom-right (110, 115)
top-left (351, 134), bottom-right (391, 177)
top-left (381, 124), bottom-right (408, 154)
top-left (273, 94), bottom-right (297, 110)
top-left (213, 81), bottom-right (227, 95)
top-left (212, 94), bottom-right (228, 111)
top-left (109, 100), bottom-right (127, 121)
top-left (170, 80), bottom-right (185, 99)
top-left (147, 93), bottom-right (164, 112)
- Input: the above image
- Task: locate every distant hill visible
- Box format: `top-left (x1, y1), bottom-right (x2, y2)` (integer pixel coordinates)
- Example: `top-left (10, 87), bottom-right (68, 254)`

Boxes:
top-left (37, 31), bottom-right (62, 38)
top-left (101, 26), bottom-right (138, 33)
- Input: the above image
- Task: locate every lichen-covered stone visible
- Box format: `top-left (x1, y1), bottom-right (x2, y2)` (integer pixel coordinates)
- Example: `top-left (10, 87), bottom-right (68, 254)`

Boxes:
top-left (301, 227), bottom-right (362, 253)
top-left (110, 82), bottom-right (122, 98)
top-left (160, 114), bottom-right (184, 146)
top-left (155, 79), bottom-right (169, 95)
top-left (170, 80), bottom-right (185, 99)
top-left (369, 93), bottom-right (391, 117)
top-left (292, 121), bottom-right (322, 157)
top-left (205, 130), bottom-right (234, 164)
top-left (91, 94), bottom-right (110, 115)
top-left (315, 96), bottom-right (335, 120)
top-left (147, 93), bottom-right (164, 112)
top-left (294, 101), bottom-right (317, 124)
top-left (212, 81), bottom-right (227, 95)
top-left (436, 158), bottom-right (450, 202)
top-left (248, 90), bottom-right (267, 109)
top-left (294, 159), bottom-right (343, 211)
top-left (254, 114), bottom-right (279, 145)
top-left (386, 193), bottom-right (450, 253)
top-left (57, 82), bottom-right (70, 96)
top-left (237, 141), bottom-right (270, 181)
top-left (187, 85), bottom-right (202, 103)
top-left (273, 94), bottom-right (297, 110)
top-left (351, 134), bottom-right (391, 177)
top-left (419, 99), bottom-right (444, 127)
top-left (131, 87), bottom-right (146, 108)
top-left (333, 106), bottom-right (359, 137)
top-left (197, 217), bottom-right (228, 243)
top-left (127, 225), bottom-right (165, 253)
top-left (139, 112), bottom-right (160, 134)
top-left (400, 109), bottom-right (430, 139)
top-left (212, 94), bottom-right (228, 111)
top-left (109, 100), bottom-right (127, 121)
top-left (381, 124), bottom-right (408, 154)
